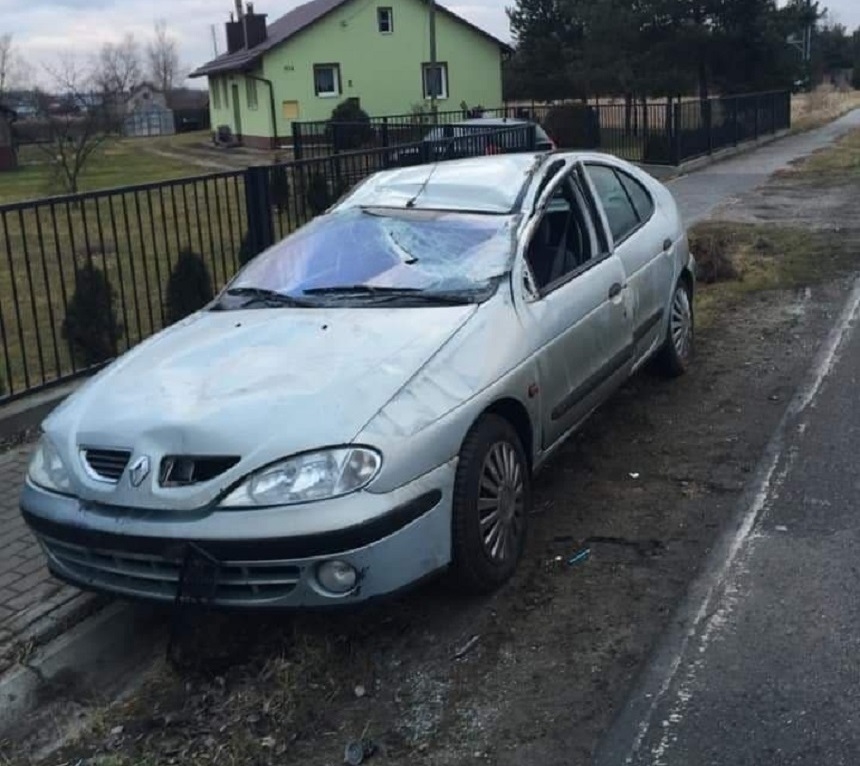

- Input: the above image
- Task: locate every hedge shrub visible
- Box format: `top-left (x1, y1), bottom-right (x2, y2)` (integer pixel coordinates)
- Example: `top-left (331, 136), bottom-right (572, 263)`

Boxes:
top-left (62, 262), bottom-right (123, 367)
top-left (166, 249), bottom-right (214, 324)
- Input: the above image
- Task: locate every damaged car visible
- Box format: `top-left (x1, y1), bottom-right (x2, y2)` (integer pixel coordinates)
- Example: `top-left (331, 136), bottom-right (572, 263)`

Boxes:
top-left (20, 151), bottom-right (694, 607)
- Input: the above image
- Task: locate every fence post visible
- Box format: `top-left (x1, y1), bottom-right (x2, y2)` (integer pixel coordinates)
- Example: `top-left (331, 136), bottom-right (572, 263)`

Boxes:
top-left (243, 165), bottom-right (275, 259)
top-left (754, 95), bottom-right (760, 140)
top-left (672, 102), bottom-right (682, 165)
top-left (772, 92), bottom-right (778, 133)
top-left (292, 122), bottom-right (303, 161)
top-left (705, 99), bottom-right (713, 155)
top-left (381, 117), bottom-right (389, 149)
top-left (733, 97), bottom-right (739, 146)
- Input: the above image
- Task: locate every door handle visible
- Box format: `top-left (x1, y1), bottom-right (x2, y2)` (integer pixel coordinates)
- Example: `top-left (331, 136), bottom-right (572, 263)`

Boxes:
top-left (663, 238), bottom-right (673, 252)
top-left (608, 282), bottom-right (623, 299)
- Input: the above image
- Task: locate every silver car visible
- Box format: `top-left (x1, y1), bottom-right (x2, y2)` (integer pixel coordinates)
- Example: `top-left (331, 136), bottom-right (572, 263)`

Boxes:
top-left (20, 152), bottom-right (694, 608)
top-left (392, 117), bottom-right (555, 164)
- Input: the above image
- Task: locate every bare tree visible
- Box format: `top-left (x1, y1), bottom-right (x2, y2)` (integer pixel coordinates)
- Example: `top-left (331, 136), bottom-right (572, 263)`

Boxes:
top-left (0, 33), bottom-right (26, 97)
top-left (96, 34), bottom-right (142, 96)
top-left (37, 55), bottom-right (120, 194)
top-left (147, 20), bottom-right (181, 93)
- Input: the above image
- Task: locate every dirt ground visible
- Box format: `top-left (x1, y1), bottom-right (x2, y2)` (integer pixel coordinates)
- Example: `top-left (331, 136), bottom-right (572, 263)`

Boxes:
top-left (4, 135), bottom-right (860, 766)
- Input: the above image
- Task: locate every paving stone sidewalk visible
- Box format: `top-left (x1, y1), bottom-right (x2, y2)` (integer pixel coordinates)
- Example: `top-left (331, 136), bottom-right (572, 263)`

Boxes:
top-left (0, 445), bottom-right (98, 673)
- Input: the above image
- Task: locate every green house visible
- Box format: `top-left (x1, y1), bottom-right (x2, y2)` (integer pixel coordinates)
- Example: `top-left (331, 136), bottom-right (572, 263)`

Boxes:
top-left (189, 0), bottom-right (509, 147)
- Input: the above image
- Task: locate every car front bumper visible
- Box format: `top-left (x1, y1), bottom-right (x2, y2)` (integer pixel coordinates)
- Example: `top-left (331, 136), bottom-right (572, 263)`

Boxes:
top-left (20, 460), bottom-right (455, 608)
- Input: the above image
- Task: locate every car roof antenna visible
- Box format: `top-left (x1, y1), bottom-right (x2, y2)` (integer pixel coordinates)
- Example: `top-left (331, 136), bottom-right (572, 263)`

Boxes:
top-left (405, 161), bottom-right (441, 208)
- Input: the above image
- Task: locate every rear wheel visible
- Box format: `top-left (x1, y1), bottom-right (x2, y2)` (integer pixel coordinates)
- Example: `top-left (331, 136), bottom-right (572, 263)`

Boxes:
top-left (450, 415), bottom-right (530, 594)
top-left (656, 280), bottom-right (694, 377)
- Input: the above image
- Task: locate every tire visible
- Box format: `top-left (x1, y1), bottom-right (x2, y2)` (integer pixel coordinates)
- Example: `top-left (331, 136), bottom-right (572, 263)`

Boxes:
top-left (656, 279), bottom-right (694, 377)
top-left (450, 414), bottom-right (531, 594)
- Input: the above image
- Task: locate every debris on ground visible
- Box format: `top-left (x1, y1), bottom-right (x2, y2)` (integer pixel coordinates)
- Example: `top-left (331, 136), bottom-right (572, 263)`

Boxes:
top-left (344, 738), bottom-right (378, 765)
top-left (453, 635), bottom-right (481, 660)
top-left (567, 548), bottom-right (591, 567)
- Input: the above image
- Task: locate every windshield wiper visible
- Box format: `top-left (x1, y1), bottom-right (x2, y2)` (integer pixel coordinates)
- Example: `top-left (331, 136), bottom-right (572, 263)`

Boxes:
top-left (303, 285), bottom-right (482, 305)
top-left (303, 285), bottom-right (420, 296)
top-left (223, 286), bottom-right (315, 308)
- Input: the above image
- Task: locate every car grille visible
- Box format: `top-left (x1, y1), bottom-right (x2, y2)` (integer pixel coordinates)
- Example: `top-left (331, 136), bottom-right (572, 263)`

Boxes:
top-left (81, 448), bottom-right (132, 483)
top-left (159, 455), bottom-right (240, 487)
top-left (41, 537), bottom-right (301, 604)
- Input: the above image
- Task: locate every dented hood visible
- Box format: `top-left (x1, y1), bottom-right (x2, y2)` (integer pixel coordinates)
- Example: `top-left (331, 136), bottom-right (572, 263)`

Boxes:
top-left (45, 305), bottom-right (476, 508)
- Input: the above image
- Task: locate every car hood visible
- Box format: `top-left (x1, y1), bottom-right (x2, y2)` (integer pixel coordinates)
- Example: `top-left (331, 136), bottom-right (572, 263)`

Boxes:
top-left (45, 305), bottom-right (476, 509)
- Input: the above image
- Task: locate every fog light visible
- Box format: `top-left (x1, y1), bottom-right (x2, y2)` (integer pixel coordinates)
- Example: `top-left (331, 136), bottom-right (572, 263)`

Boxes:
top-left (317, 560), bottom-right (357, 594)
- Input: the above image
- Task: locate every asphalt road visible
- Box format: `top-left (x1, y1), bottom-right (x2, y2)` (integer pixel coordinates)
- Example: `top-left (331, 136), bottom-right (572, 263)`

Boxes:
top-left (668, 109), bottom-right (860, 225)
top-left (596, 112), bottom-right (860, 765)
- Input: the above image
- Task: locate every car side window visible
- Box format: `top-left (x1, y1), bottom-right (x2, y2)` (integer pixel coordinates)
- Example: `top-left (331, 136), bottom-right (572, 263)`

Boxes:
top-left (526, 176), bottom-right (594, 292)
top-left (586, 164), bottom-right (640, 244)
top-left (617, 170), bottom-right (655, 222)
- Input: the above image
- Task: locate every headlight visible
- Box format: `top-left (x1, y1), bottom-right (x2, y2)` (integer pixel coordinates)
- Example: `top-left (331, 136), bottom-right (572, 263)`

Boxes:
top-left (219, 447), bottom-right (381, 507)
top-left (28, 436), bottom-right (73, 495)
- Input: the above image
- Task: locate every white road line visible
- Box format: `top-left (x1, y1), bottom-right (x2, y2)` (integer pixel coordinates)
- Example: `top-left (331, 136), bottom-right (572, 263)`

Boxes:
top-left (623, 274), bottom-right (860, 765)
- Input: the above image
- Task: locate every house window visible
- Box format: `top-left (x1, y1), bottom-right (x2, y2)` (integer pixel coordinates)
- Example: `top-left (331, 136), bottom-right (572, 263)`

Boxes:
top-left (422, 62), bottom-right (448, 100)
top-left (246, 78), bottom-right (258, 110)
top-left (212, 78), bottom-right (221, 109)
top-left (222, 79), bottom-right (229, 108)
top-left (377, 7), bottom-right (393, 33)
top-left (313, 64), bottom-right (341, 98)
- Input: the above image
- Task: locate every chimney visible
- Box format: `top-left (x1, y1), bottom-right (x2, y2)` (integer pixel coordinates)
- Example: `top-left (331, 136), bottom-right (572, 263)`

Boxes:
top-left (226, 12), bottom-right (245, 53)
top-left (243, 3), bottom-right (268, 49)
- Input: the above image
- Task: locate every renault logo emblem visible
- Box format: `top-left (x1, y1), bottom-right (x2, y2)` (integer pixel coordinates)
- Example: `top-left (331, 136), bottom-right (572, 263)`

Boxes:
top-left (129, 455), bottom-right (151, 487)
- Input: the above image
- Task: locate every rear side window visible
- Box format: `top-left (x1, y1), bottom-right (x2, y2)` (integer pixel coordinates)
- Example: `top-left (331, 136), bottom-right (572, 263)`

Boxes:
top-left (586, 164), bottom-right (640, 243)
top-left (617, 171), bottom-right (655, 222)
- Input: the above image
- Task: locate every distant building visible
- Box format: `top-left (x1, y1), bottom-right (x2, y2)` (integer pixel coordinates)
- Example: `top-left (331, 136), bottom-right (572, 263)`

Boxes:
top-left (123, 83), bottom-right (175, 137)
top-left (0, 104), bottom-right (17, 172)
top-left (166, 88), bottom-right (211, 132)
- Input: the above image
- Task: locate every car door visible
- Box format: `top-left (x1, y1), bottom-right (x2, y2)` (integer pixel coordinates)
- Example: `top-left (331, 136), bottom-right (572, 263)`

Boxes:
top-left (584, 163), bottom-right (675, 364)
top-left (515, 162), bottom-right (633, 450)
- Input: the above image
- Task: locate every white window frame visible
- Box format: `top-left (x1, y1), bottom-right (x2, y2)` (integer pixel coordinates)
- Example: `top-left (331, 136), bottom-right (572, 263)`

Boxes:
top-left (422, 62), bottom-right (448, 100)
top-left (246, 77), bottom-right (259, 110)
top-left (313, 63), bottom-right (341, 98)
top-left (377, 7), bottom-right (393, 34)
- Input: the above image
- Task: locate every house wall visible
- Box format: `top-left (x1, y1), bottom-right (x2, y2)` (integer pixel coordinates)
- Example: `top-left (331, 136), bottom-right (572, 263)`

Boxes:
top-left (206, 0), bottom-right (504, 144)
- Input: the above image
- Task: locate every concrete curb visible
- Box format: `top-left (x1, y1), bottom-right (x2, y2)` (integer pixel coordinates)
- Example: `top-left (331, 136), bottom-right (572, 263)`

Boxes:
top-left (0, 601), bottom-right (163, 738)
top-left (639, 129), bottom-right (793, 184)
top-left (0, 382), bottom-right (80, 442)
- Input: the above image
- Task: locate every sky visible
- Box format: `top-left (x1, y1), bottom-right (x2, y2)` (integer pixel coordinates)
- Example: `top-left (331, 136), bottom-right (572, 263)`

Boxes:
top-left (3, 0), bottom-right (860, 89)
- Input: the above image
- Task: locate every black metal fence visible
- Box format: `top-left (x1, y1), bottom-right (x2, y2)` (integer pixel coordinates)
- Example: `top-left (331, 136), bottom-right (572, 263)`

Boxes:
top-left (0, 124), bottom-right (536, 403)
top-left (292, 91), bottom-right (791, 165)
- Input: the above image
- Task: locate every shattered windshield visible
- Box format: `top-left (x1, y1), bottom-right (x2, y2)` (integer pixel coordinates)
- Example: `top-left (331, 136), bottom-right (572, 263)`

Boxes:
top-left (222, 207), bottom-right (517, 307)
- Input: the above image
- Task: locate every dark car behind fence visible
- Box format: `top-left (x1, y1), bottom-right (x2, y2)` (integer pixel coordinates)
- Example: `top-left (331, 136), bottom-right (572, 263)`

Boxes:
top-left (0, 124), bottom-right (536, 403)
top-left (292, 91), bottom-right (790, 166)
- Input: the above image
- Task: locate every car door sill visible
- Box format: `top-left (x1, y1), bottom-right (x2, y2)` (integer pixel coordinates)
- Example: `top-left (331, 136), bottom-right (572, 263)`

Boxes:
top-left (550, 344), bottom-right (634, 422)
top-left (633, 308), bottom-right (664, 345)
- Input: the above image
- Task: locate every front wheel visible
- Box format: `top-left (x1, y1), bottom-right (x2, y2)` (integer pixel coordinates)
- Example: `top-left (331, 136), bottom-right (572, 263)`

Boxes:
top-left (656, 280), bottom-right (694, 377)
top-left (450, 415), bottom-right (531, 594)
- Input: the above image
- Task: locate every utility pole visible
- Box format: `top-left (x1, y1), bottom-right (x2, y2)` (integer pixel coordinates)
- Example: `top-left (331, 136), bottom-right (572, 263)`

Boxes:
top-left (429, 0), bottom-right (437, 115)
top-left (210, 24), bottom-right (219, 57)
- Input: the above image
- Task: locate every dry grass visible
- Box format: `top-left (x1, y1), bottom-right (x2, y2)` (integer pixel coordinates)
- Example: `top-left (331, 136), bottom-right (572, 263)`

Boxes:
top-left (691, 124), bottom-right (860, 329)
top-left (791, 85), bottom-right (860, 133)
top-left (691, 223), bottom-right (855, 329)
top-left (787, 124), bottom-right (860, 179)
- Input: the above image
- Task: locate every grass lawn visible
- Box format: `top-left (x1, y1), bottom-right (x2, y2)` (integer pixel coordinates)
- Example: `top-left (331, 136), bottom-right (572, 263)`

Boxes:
top-left (0, 132), bottom-right (215, 206)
